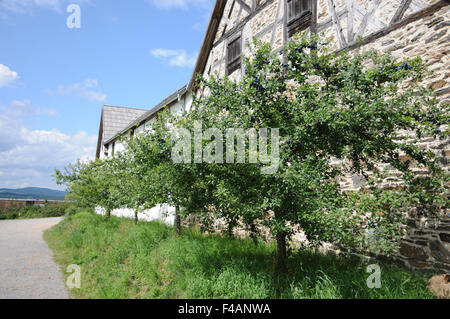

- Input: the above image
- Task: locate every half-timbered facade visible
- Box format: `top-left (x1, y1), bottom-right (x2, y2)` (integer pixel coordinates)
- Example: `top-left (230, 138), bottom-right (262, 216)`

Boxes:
top-left (191, 0), bottom-right (449, 96)
top-left (98, 0), bottom-right (450, 162)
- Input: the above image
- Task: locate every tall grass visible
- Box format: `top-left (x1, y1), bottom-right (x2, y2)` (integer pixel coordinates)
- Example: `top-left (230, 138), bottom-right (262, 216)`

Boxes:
top-left (44, 212), bottom-right (435, 299)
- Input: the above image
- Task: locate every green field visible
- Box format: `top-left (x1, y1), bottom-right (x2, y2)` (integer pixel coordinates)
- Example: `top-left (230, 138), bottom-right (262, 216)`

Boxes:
top-left (0, 201), bottom-right (71, 220)
top-left (44, 212), bottom-right (436, 299)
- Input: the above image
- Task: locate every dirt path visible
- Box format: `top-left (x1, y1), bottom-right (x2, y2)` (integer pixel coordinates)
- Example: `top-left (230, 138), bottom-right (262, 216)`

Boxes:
top-left (0, 217), bottom-right (69, 299)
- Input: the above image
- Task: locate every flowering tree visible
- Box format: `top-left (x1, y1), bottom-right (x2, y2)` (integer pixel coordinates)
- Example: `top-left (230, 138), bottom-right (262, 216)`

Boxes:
top-left (56, 33), bottom-right (448, 275)
top-left (124, 112), bottom-right (201, 234)
top-left (182, 34), bottom-right (449, 273)
top-left (55, 159), bottom-right (122, 218)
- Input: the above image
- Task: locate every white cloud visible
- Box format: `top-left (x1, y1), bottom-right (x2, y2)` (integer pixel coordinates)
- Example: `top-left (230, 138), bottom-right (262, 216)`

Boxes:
top-left (49, 78), bottom-right (107, 102)
top-left (151, 49), bottom-right (197, 68)
top-left (5, 128), bottom-right (97, 167)
top-left (0, 0), bottom-right (91, 19)
top-left (33, 0), bottom-right (64, 11)
top-left (147, 0), bottom-right (212, 10)
top-left (0, 100), bottom-right (59, 152)
top-left (0, 64), bottom-right (19, 88)
top-left (1, 99), bottom-right (58, 119)
top-left (0, 100), bottom-right (96, 189)
top-left (0, 0), bottom-right (63, 15)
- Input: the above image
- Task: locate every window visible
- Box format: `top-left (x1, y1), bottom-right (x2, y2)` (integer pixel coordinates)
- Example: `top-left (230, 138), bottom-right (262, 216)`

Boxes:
top-left (111, 141), bottom-right (115, 157)
top-left (227, 35), bottom-right (241, 75)
top-left (287, 0), bottom-right (312, 38)
top-left (104, 144), bottom-right (109, 157)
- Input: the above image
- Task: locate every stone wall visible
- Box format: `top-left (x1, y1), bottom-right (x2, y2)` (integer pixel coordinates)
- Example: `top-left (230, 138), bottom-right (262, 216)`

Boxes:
top-left (399, 208), bottom-right (450, 271)
top-left (339, 4), bottom-right (450, 273)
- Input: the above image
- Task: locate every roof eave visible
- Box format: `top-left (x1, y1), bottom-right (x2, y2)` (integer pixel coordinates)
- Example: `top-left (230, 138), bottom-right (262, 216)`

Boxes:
top-left (95, 107), bottom-right (105, 159)
top-left (187, 0), bottom-right (227, 91)
top-left (103, 85), bottom-right (188, 145)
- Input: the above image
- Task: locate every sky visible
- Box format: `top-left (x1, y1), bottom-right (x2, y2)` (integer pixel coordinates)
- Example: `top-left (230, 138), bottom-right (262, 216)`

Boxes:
top-left (0, 0), bottom-right (214, 190)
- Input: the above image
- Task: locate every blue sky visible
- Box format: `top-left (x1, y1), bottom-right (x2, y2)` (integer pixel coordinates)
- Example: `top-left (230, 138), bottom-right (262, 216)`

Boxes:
top-left (0, 0), bottom-right (214, 189)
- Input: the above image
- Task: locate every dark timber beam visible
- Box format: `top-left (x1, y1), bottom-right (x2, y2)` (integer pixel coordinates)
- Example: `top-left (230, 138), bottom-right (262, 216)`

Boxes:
top-left (347, 0), bottom-right (355, 44)
top-left (327, 0), bottom-right (348, 48)
top-left (341, 1), bottom-right (449, 52)
top-left (356, 0), bottom-right (381, 38)
top-left (390, 0), bottom-right (413, 25)
top-left (236, 0), bottom-right (252, 13)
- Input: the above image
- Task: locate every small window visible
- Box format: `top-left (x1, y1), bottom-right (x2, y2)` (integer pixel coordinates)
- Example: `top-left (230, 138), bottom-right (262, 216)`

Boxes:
top-left (227, 36), bottom-right (241, 75)
top-left (111, 142), bottom-right (115, 157)
top-left (287, 0), bottom-right (312, 38)
top-left (104, 144), bottom-right (109, 157)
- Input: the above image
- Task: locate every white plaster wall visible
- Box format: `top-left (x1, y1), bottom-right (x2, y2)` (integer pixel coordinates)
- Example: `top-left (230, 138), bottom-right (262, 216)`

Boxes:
top-left (95, 204), bottom-right (175, 226)
top-left (185, 93), bottom-right (193, 113)
top-left (144, 117), bottom-right (156, 131)
top-left (169, 99), bottom-right (185, 115)
top-left (114, 142), bottom-right (122, 154)
top-left (135, 124), bottom-right (145, 135)
top-left (99, 144), bottom-right (108, 160)
top-left (95, 98), bottom-right (187, 226)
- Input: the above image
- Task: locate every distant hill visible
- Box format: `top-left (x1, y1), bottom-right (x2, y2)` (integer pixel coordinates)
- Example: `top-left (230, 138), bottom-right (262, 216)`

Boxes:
top-left (0, 187), bottom-right (66, 200)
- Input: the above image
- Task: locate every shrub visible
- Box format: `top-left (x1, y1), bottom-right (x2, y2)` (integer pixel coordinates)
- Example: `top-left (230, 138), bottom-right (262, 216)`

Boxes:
top-left (0, 202), bottom-right (71, 220)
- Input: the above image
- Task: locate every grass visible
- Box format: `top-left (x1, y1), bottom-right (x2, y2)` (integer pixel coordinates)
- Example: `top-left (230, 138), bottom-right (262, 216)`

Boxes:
top-left (44, 212), bottom-right (436, 299)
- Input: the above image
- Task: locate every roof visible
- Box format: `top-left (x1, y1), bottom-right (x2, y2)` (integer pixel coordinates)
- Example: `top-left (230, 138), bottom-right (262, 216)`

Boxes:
top-left (103, 85), bottom-right (188, 145)
top-left (97, 0), bottom-right (228, 157)
top-left (101, 105), bottom-right (147, 143)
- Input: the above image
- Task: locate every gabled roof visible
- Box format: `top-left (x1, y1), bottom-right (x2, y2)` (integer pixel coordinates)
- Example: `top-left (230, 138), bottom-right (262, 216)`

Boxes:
top-left (103, 85), bottom-right (188, 145)
top-left (96, 105), bottom-right (146, 158)
top-left (102, 105), bottom-right (147, 142)
top-left (96, 0), bottom-right (228, 158)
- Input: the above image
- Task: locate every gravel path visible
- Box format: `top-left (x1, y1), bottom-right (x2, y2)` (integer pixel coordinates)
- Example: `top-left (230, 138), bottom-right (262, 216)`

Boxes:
top-left (0, 217), bottom-right (69, 299)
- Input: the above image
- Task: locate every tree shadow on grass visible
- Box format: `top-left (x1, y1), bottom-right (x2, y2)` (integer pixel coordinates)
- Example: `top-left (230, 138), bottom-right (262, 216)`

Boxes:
top-left (173, 231), bottom-right (433, 299)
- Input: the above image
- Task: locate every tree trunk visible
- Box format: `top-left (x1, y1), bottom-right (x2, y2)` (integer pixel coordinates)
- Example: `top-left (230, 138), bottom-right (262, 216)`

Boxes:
top-left (134, 208), bottom-right (139, 224)
top-left (275, 231), bottom-right (288, 274)
top-left (175, 206), bottom-right (182, 236)
top-left (106, 209), bottom-right (111, 219)
top-left (226, 215), bottom-right (235, 238)
top-left (227, 224), bottom-right (234, 238)
top-left (250, 223), bottom-right (258, 246)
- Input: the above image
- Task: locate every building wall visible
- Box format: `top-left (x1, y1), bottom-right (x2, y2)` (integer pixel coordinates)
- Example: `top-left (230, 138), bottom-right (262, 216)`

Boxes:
top-left (352, 4), bottom-right (449, 272)
top-left (198, 0), bottom-right (449, 271)
top-left (313, 1), bottom-right (449, 271)
top-left (101, 94), bottom-right (192, 161)
top-left (204, 0), bottom-right (287, 80)
top-left (96, 93), bottom-right (193, 226)
top-left (96, 0), bottom-right (449, 271)
top-left (95, 205), bottom-right (176, 226)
